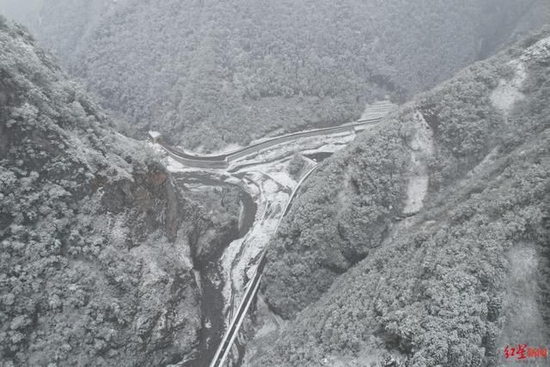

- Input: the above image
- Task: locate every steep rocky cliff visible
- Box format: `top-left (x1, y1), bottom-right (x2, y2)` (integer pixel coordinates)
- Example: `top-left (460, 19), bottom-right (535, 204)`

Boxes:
top-left (0, 18), bottom-right (227, 366)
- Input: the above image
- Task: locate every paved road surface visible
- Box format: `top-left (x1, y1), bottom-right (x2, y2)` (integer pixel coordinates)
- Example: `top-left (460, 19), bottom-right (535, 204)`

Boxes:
top-left (157, 117), bottom-right (382, 169)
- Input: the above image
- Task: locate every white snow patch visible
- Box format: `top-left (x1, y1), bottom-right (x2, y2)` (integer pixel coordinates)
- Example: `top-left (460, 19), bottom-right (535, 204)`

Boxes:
top-left (146, 141), bottom-right (164, 153)
top-left (520, 35), bottom-right (550, 62)
top-left (337, 169), bottom-right (355, 211)
top-left (183, 142), bottom-right (244, 156)
top-left (148, 130), bottom-right (161, 139)
top-left (491, 35), bottom-right (550, 116)
top-left (228, 132), bottom-right (356, 171)
top-left (498, 243), bottom-right (548, 353)
top-left (253, 305), bottom-right (284, 338)
top-left (301, 143), bottom-right (346, 155)
top-left (467, 146), bottom-right (500, 179)
top-left (403, 111), bottom-right (433, 215)
top-left (163, 155), bottom-right (225, 174)
top-left (220, 169), bottom-right (294, 322)
top-left (262, 179), bottom-right (281, 194)
top-left (246, 109), bottom-right (381, 147)
top-left (360, 99), bottom-right (397, 121)
top-left (155, 119), bottom-right (380, 332)
top-left (490, 60), bottom-right (526, 115)
top-left (164, 156), bottom-right (190, 173)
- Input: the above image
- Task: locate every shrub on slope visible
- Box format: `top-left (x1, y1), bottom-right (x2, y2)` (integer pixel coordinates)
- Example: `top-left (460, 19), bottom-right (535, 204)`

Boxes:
top-left (253, 30), bottom-right (550, 367)
top-left (18, 0), bottom-right (547, 149)
top-left (0, 19), bottom-right (210, 366)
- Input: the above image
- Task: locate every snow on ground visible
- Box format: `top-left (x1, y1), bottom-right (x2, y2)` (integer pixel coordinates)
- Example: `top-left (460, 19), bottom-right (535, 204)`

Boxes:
top-left (520, 35), bottom-right (550, 62)
top-left (248, 133), bottom-right (284, 146)
top-left (146, 141), bottom-right (163, 152)
top-left (151, 118), bottom-right (385, 329)
top-left (490, 35), bottom-right (550, 116)
top-left (220, 167), bottom-right (296, 322)
top-left (246, 100), bottom-right (394, 147)
top-left (490, 60), bottom-right (526, 115)
top-left (360, 99), bottom-right (397, 120)
top-left (148, 130), bottom-right (161, 139)
top-left (301, 141), bottom-right (347, 155)
top-left (154, 128), bottom-right (356, 175)
top-left (498, 243), bottom-right (548, 365)
top-left (164, 156), bottom-right (194, 173)
top-left (160, 128), bottom-right (368, 324)
top-left (467, 146), bottom-right (500, 179)
top-left (246, 126), bottom-right (350, 147)
top-left (240, 161), bottom-right (297, 190)
top-left (175, 142), bottom-right (244, 157)
top-left (252, 296), bottom-right (280, 338)
top-left (163, 155), bottom-right (227, 174)
top-left (403, 111), bottom-right (433, 215)
top-left (228, 131), bottom-right (356, 170)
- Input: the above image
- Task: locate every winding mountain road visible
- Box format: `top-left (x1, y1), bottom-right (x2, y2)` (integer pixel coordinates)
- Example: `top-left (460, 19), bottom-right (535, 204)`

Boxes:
top-left (155, 108), bottom-right (392, 366)
top-left (155, 117), bottom-right (383, 169)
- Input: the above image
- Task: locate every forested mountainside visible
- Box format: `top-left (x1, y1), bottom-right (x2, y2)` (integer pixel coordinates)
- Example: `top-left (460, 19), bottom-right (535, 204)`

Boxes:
top-left (2, 0), bottom-right (548, 151)
top-left (0, 18), bottom-right (237, 366)
top-left (252, 30), bottom-right (550, 366)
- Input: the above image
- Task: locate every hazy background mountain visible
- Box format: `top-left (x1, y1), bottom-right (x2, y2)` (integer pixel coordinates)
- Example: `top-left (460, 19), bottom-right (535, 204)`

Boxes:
top-left (1, 0), bottom-right (548, 151)
top-left (249, 29), bottom-right (550, 366)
